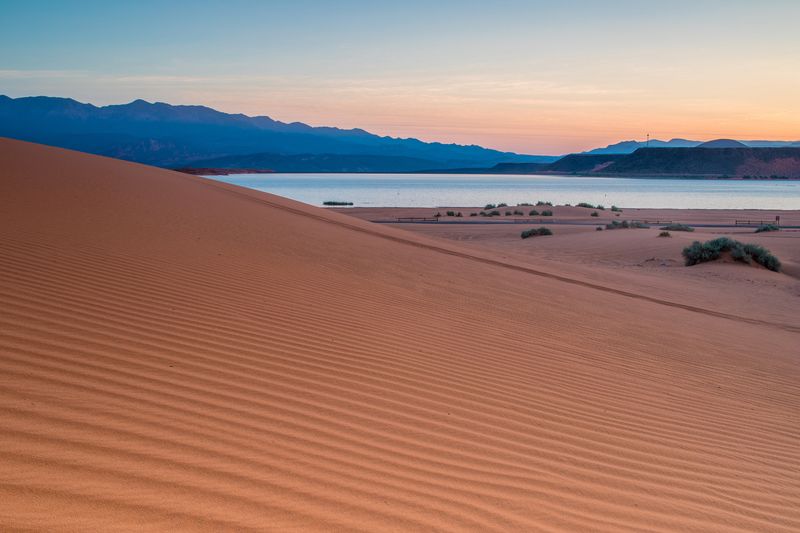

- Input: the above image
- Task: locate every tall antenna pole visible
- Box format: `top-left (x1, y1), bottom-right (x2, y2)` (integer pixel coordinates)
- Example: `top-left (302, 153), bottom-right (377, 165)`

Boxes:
top-left (646, 133), bottom-right (650, 148)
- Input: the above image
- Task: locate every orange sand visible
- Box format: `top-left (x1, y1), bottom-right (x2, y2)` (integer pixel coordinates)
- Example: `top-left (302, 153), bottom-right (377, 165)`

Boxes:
top-left (1, 138), bottom-right (799, 531)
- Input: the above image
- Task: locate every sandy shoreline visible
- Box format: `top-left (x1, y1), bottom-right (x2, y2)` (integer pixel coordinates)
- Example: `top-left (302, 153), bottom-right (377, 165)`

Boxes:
top-left (332, 205), bottom-right (800, 226)
top-left (2, 139), bottom-right (799, 531)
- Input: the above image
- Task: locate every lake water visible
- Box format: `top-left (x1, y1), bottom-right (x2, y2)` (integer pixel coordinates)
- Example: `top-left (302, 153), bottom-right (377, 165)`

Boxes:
top-left (208, 173), bottom-right (800, 210)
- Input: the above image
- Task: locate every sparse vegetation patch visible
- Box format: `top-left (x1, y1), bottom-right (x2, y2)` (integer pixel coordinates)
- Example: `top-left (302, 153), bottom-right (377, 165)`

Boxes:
top-left (323, 201), bottom-right (353, 206)
top-left (605, 220), bottom-right (649, 229)
top-left (661, 224), bottom-right (694, 232)
top-left (659, 231), bottom-right (671, 238)
top-left (521, 227), bottom-right (553, 239)
top-left (541, 210), bottom-right (553, 216)
top-left (754, 224), bottom-right (780, 233)
top-left (682, 237), bottom-right (781, 272)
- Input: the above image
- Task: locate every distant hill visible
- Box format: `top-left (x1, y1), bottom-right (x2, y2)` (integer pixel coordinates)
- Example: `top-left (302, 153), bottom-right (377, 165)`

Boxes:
top-left (696, 139), bottom-right (747, 148)
top-left (585, 138), bottom-right (800, 154)
top-left (543, 153), bottom-right (627, 173)
top-left (584, 138), bottom-right (700, 154)
top-left (470, 147), bottom-right (800, 178)
top-left (0, 95), bottom-right (556, 170)
top-left (602, 147), bottom-right (800, 177)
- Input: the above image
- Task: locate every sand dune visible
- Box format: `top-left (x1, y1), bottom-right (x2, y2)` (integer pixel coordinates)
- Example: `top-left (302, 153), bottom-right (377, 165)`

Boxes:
top-left (1, 138), bottom-right (799, 531)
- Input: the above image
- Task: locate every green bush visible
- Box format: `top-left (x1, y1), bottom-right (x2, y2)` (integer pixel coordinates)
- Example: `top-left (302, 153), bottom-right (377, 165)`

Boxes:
top-left (659, 231), bottom-right (671, 238)
top-left (505, 211), bottom-right (512, 216)
top-left (521, 227), bottom-right (553, 239)
top-left (536, 201), bottom-right (553, 206)
top-left (517, 202), bottom-right (533, 206)
top-left (590, 211), bottom-right (599, 217)
top-left (469, 212), bottom-right (477, 217)
top-left (456, 212), bottom-right (463, 217)
top-left (596, 226), bottom-right (603, 231)
top-left (528, 209), bottom-right (539, 216)
top-left (484, 203), bottom-right (496, 210)
top-left (682, 237), bottom-right (781, 272)
top-left (323, 201), bottom-right (354, 206)
top-left (661, 224), bottom-right (694, 232)
top-left (597, 205), bottom-right (605, 210)
top-left (513, 209), bottom-right (524, 215)
top-left (754, 224), bottom-right (780, 233)
top-left (446, 210), bottom-right (456, 217)
top-left (577, 202), bottom-right (595, 209)
top-left (488, 210), bottom-right (501, 216)
top-left (605, 220), bottom-right (650, 229)
top-left (498, 203), bottom-right (508, 208)
top-left (611, 205), bottom-right (622, 212)
top-left (541, 210), bottom-right (553, 216)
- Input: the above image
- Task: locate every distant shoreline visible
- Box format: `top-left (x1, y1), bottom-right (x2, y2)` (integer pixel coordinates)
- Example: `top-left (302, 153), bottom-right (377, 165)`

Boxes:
top-left (184, 168), bottom-right (800, 180)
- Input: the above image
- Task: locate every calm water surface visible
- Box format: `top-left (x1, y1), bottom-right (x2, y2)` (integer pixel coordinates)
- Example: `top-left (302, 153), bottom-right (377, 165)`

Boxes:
top-left (209, 173), bottom-right (800, 210)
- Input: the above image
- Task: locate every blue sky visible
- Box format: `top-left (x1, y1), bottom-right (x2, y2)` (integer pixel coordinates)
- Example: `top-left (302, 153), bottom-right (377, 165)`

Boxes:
top-left (2, 0), bottom-right (799, 154)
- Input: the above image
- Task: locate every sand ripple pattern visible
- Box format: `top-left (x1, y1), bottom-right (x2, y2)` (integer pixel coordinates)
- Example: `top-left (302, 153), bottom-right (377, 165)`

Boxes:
top-left (1, 139), bottom-right (799, 531)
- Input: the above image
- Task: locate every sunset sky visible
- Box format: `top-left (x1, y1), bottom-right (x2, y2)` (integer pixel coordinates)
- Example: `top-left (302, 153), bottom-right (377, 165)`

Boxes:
top-left (2, 0), bottom-right (799, 155)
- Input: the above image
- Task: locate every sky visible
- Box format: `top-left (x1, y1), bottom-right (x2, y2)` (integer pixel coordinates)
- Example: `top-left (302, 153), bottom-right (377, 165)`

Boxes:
top-left (1, 0), bottom-right (799, 155)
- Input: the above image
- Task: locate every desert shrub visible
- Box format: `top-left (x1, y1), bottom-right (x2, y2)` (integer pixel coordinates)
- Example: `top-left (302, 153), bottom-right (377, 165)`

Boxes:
top-left (469, 212), bottom-right (477, 217)
top-left (590, 211), bottom-right (599, 217)
top-left (596, 226), bottom-right (603, 231)
top-left (498, 203), bottom-right (508, 208)
top-left (577, 202), bottom-right (595, 209)
top-left (488, 210), bottom-right (501, 216)
top-left (659, 231), bottom-right (671, 237)
top-left (484, 203), bottom-right (496, 210)
top-left (446, 210), bottom-right (455, 217)
top-left (434, 212), bottom-right (441, 218)
top-left (513, 209), bottom-right (524, 215)
top-left (661, 224), bottom-right (694, 232)
top-left (517, 202), bottom-right (533, 206)
top-left (541, 210), bottom-right (553, 216)
top-left (528, 209), bottom-right (539, 216)
top-left (611, 205), bottom-right (622, 212)
top-left (536, 200), bottom-right (553, 206)
top-left (682, 237), bottom-right (781, 271)
top-left (606, 220), bottom-right (649, 229)
top-left (323, 201), bottom-right (354, 206)
top-left (456, 212), bottom-right (463, 217)
top-left (505, 211), bottom-right (512, 216)
top-left (597, 205), bottom-right (605, 210)
top-left (521, 227), bottom-right (553, 239)
top-left (755, 224), bottom-right (780, 233)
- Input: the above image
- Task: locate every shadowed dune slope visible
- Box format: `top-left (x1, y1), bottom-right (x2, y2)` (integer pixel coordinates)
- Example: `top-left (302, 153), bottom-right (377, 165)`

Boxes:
top-left (1, 138), bottom-right (799, 532)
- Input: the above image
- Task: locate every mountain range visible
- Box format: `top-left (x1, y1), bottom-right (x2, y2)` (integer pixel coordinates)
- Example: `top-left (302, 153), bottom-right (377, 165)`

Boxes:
top-left (2, 95), bottom-right (799, 174)
top-left (0, 95), bottom-right (555, 170)
top-left (483, 147), bottom-right (800, 178)
top-left (585, 137), bottom-right (800, 154)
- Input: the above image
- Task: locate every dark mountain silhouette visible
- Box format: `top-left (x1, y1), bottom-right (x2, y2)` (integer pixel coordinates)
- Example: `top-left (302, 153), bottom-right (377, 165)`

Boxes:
top-left (584, 138), bottom-right (699, 154)
top-left (467, 147), bottom-right (800, 178)
top-left (0, 95), bottom-right (556, 170)
top-left (696, 139), bottom-right (747, 148)
top-left (188, 152), bottom-right (449, 173)
top-left (602, 147), bottom-right (800, 177)
top-left (585, 138), bottom-right (799, 154)
top-left (541, 153), bottom-right (627, 173)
